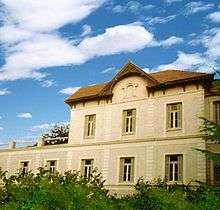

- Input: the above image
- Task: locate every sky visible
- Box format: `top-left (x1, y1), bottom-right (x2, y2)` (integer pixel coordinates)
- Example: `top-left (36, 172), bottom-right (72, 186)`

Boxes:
top-left (0, 0), bottom-right (220, 145)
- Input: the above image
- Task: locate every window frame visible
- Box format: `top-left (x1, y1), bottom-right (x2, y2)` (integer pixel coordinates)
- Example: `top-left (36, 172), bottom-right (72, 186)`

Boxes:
top-left (165, 154), bottom-right (183, 183)
top-left (20, 161), bottom-right (29, 174)
top-left (84, 114), bottom-right (96, 138)
top-left (167, 102), bottom-right (182, 131)
top-left (81, 159), bottom-right (94, 179)
top-left (119, 157), bottom-right (135, 183)
top-left (46, 160), bottom-right (58, 174)
top-left (213, 101), bottom-right (220, 124)
top-left (122, 109), bottom-right (136, 135)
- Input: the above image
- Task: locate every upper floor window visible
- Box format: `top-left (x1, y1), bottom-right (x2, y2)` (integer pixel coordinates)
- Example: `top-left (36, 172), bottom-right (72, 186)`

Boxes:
top-left (122, 109), bottom-right (136, 134)
top-left (20, 161), bottom-right (29, 174)
top-left (165, 154), bottom-right (183, 182)
top-left (213, 101), bottom-right (220, 124)
top-left (119, 157), bottom-right (135, 183)
top-left (84, 114), bottom-right (96, 138)
top-left (81, 159), bottom-right (94, 179)
top-left (167, 103), bottom-right (182, 130)
top-left (47, 160), bottom-right (57, 173)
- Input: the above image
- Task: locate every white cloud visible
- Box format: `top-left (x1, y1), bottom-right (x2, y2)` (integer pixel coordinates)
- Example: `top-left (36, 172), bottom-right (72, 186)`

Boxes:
top-left (59, 87), bottom-right (81, 95)
top-left (157, 52), bottom-right (206, 70)
top-left (39, 80), bottom-right (55, 88)
top-left (165, 0), bottom-right (182, 4)
top-left (81, 24), bottom-right (92, 37)
top-left (30, 122), bottom-right (68, 132)
top-left (1, 0), bottom-right (105, 33)
top-left (0, 127), bottom-right (3, 131)
top-left (158, 36), bottom-right (183, 47)
top-left (0, 88), bottom-right (11, 95)
top-left (17, 112), bottom-right (32, 119)
top-left (208, 11), bottom-right (220, 23)
top-left (112, 1), bottom-right (154, 14)
top-left (101, 67), bottom-right (115, 74)
top-left (0, 0), bottom-right (183, 82)
top-left (146, 15), bottom-right (177, 25)
top-left (185, 2), bottom-right (214, 15)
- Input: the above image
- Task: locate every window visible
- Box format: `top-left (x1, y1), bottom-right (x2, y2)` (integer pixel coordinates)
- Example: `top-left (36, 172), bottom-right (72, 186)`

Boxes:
top-left (167, 103), bottom-right (182, 129)
top-left (47, 160), bottom-right (57, 173)
top-left (84, 115), bottom-right (96, 138)
top-left (81, 159), bottom-right (94, 179)
top-left (122, 109), bottom-right (136, 134)
top-left (213, 101), bottom-right (220, 124)
top-left (20, 161), bottom-right (29, 174)
top-left (119, 157), bottom-right (135, 183)
top-left (165, 155), bottom-right (183, 182)
top-left (214, 163), bottom-right (220, 184)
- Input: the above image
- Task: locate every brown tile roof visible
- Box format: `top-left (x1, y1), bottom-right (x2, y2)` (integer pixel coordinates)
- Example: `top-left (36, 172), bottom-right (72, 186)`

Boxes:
top-left (65, 62), bottom-right (214, 105)
top-left (150, 70), bottom-right (209, 84)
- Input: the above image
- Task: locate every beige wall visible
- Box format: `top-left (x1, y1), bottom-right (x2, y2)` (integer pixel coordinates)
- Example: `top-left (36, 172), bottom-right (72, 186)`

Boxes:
top-left (0, 138), bottom-right (206, 188)
top-left (69, 75), bottom-right (205, 145)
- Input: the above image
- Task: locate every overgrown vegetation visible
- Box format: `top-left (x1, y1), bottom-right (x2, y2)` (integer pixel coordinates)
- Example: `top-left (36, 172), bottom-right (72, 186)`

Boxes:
top-left (0, 169), bottom-right (219, 210)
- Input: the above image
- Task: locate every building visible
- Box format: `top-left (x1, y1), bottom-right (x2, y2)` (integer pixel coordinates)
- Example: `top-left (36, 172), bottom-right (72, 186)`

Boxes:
top-left (0, 61), bottom-right (219, 194)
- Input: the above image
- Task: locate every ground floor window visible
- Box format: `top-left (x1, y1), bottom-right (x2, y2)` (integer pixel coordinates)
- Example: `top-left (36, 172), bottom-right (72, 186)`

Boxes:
top-left (165, 154), bottom-right (183, 182)
top-left (20, 161), bottom-right (29, 174)
top-left (119, 157), bottom-right (135, 183)
top-left (214, 163), bottom-right (220, 184)
top-left (47, 160), bottom-right (57, 173)
top-left (81, 159), bottom-right (94, 179)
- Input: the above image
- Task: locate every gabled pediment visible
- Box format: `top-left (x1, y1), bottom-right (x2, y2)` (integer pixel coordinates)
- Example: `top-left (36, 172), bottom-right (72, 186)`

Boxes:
top-left (99, 61), bottom-right (159, 96)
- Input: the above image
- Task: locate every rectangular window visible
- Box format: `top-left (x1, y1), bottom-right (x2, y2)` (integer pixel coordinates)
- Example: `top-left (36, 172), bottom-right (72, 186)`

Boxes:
top-left (84, 115), bottom-right (96, 138)
top-left (20, 161), bottom-right (29, 174)
top-left (47, 160), bottom-right (57, 173)
top-left (81, 159), bottom-right (94, 179)
top-left (119, 157), bottom-right (135, 183)
top-left (167, 103), bottom-right (182, 129)
top-left (213, 101), bottom-right (220, 124)
top-left (165, 155), bottom-right (183, 182)
top-left (123, 109), bottom-right (136, 134)
top-left (214, 163), bottom-right (220, 184)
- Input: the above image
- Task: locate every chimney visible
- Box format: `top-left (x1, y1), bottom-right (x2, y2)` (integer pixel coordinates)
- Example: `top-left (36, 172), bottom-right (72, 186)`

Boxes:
top-left (9, 141), bottom-right (16, 149)
top-left (37, 137), bottom-right (45, 147)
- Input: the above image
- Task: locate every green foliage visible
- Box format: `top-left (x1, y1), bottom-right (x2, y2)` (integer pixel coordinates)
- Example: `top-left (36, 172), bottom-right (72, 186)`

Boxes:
top-left (0, 170), bottom-right (219, 210)
top-left (42, 123), bottom-right (69, 139)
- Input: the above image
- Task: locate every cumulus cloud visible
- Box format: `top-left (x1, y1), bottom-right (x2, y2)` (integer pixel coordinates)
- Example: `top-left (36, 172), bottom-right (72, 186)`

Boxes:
top-left (185, 2), bottom-right (214, 15)
top-left (208, 11), bottom-right (220, 23)
top-left (0, 88), bottom-right (11, 95)
top-left (17, 113), bottom-right (32, 119)
top-left (156, 28), bottom-right (220, 72)
top-left (0, 1), bottom-right (183, 82)
top-left (157, 36), bottom-right (183, 47)
top-left (59, 87), bottom-right (81, 95)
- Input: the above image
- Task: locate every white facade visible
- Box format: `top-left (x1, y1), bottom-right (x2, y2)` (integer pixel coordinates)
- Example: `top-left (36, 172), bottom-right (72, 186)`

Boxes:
top-left (0, 62), bottom-right (219, 194)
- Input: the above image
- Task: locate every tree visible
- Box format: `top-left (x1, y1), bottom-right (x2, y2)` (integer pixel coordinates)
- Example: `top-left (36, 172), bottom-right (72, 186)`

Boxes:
top-left (199, 71), bottom-right (220, 165)
top-left (42, 123), bottom-right (69, 139)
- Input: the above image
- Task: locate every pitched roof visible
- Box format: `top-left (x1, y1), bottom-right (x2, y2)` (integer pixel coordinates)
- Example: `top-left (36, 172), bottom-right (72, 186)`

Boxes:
top-left (65, 62), bottom-right (214, 105)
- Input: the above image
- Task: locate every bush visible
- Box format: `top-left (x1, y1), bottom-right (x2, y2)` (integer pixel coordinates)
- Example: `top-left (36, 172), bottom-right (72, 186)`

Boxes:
top-left (0, 169), bottom-right (219, 210)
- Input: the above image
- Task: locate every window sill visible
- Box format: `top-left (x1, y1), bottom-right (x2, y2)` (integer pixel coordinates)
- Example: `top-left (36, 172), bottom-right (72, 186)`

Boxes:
top-left (167, 181), bottom-right (183, 185)
top-left (166, 128), bottom-right (182, 132)
top-left (122, 132), bottom-right (135, 136)
top-left (84, 136), bottom-right (95, 140)
top-left (118, 181), bottom-right (135, 185)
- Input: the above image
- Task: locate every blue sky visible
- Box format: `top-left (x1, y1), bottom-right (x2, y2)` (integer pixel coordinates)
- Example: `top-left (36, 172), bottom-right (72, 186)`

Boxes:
top-left (0, 0), bottom-right (220, 145)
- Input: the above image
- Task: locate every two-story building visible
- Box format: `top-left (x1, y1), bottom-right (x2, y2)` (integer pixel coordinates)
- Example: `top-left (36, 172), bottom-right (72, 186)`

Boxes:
top-left (0, 61), bottom-right (219, 194)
